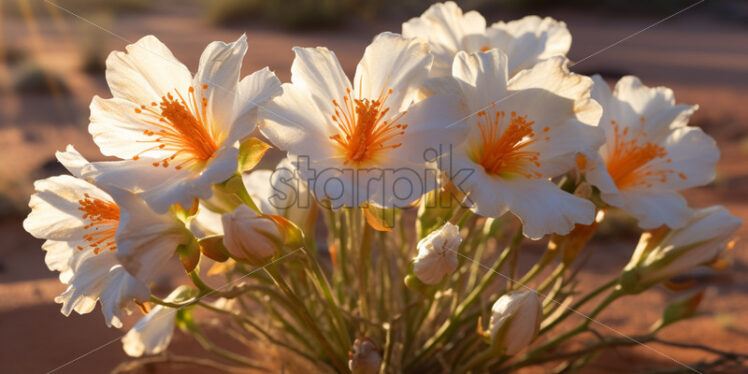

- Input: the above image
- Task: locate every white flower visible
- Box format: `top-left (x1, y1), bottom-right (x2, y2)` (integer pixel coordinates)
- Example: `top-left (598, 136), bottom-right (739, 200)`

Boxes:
top-left (413, 222), bottom-right (462, 285)
top-left (438, 50), bottom-right (602, 239)
top-left (23, 146), bottom-right (149, 328)
top-left (623, 206), bottom-right (742, 290)
top-left (221, 205), bottom-right (280, 263)
top-left (582, 76), bottom-right (719, 229)
top-left (122, 286), bottom-right (192, 357)
top-left (489, 290), bottom-right (542, 355)
top-left (87, 35), bottom-right (281, 213)
top-left (403, 1), bottom-right (570, 77)
top-left (113, 186), bottom-right (193, 285)
top-left (242, 157), bottom-right (315, 227)
top-left (260, 32), bottom-right (468, 208)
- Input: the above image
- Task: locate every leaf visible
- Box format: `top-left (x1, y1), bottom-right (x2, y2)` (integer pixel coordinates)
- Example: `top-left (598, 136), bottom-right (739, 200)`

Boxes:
top-left (199, 236), bottom-right (229, 262)
top-left (237, 137), bottom-right (271, 172)
top-left (362, 203), bottom-right (395, 232)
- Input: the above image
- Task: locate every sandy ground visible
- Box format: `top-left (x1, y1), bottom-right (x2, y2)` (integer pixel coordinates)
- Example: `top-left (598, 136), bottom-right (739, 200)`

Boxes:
top-left (1, 3), bottom-right (747, 373)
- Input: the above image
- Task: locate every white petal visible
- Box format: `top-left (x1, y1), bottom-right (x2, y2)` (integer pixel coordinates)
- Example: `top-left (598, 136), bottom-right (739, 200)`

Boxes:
top-left (589, 75), bottom-right (613, 109)
top-left (646, 126), bottom-right (719, 191)
top-left (503, 178), bottom-right (595, 239)
top-left (105, 35), bottom-right (192, 104)
top-left (620, 190), bottom-right (691, 229)
top-left (111, 188), bottom-right (187, 284)
top-left (488, 16), bottom-right (571, 75)
top-left (57, 250), bottom-right (150, 328)
top-left (41, 240), bottom-right (76, 275)
top-left (387, 93), bottom-right (469, 163)
top-left (122, 305), bottom-right (177, 357)
top-left (56, 145), bottom-right (89, 179)
top-left (229, 67), bottom-right (282, 142)
top-left (89, 96), bottom-right (172, 160)
top-left (457, 160), bottom-right (594, 239)
top-left (508, 57), bottom-right (602, 128)
top-left (259, 83), bottom-right (336, 157)
top-left (141, 146), bottom-right (238, 213)
top-left (85, 158), bottom-right (181, 194)
top-left (290, 46), bottom-right (351, 118)
top-left (24, 175), bottom-right (109, 241)
top-left (606, 76), bottom-right (678, 136)
top-left (402, 1), bottom-right (486, 77)
top-left (451, 50), bottom-right (508, 107)
top-left (194, 35), bottom-right (247, 137)
top-left (613, 76), bottom-right (675, 118)
top-left (353, 32), bottom-right (432, 112)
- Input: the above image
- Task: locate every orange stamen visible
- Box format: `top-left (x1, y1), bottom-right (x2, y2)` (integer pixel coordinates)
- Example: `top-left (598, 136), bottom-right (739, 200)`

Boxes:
top-left (603, 119), bottom-right (680, 189)
top-left (77, 194), bottom-right (119, 254)
top-left (473, 105), bottom-right (544, 178)
top-left (132, 85), bottom-right (218, 171)
top-left (329, 80), bottom-right (406, 165)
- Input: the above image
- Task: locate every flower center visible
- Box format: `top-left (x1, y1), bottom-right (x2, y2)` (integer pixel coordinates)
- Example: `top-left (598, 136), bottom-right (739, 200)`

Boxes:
top-left (473, 106), bottom-right (546, 178)
top-left (603, 119), bottom-right (684, 189)
top-left (329, 84), bottom-right (407, 165)
top-left (133, 84), bottom-right (219, 170)
top-left (480, 46), bottom-right (491, 52)
top-left (77, 194), bottom-right (120, 254)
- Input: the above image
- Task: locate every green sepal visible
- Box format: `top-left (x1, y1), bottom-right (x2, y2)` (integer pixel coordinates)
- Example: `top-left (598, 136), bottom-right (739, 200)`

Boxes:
top-left (198, 235), bottom-right (230, 262)
top-left (177, 240), bottom-right (201, 273)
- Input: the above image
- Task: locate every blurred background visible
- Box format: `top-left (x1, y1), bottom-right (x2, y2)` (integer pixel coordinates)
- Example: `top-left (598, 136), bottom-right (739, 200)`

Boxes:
top-left (1, 0), bottom-right (747, 373)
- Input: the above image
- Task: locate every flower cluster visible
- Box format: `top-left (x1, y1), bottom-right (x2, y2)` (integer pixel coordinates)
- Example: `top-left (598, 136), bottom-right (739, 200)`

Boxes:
top-left (24, 2), bottom-right (740, 372)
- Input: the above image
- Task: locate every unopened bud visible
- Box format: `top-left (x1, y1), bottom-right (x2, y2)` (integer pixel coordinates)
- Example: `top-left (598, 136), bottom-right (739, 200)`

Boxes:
top-left (413, 222), bottom-right (462, 285)
top-left (348, 337), bottom-right (382, 374)
top-left (489, 290), bottom-right (542, 356)
top-left (651, 290), bottom-right (704, 332)
top-left (621, 206), bottom-right (741, 293)
top-left (221, 205), bottom-right (281, 265)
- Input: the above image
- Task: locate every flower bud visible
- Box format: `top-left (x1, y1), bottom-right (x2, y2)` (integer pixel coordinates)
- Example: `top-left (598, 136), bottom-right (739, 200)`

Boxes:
top-left (221, 205), bottom-right (281, 265)
top-left (348, 337), bottom-right (382, 374)
top-left (413, 222), bottom-right (462, 285)
top-left (622, 206), bottom-right (741, 292)
top-left (489, 290), bottom-right (542, 356)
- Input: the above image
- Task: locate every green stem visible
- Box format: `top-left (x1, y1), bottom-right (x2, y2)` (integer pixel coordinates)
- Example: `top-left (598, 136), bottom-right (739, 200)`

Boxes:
top-left (528, 289), bottom-right (623, 359)
top-left (359, 209), bottom-right (372, 327)
top-left (265, 265), bottom-right (348, 373)
top-left (455, 349), bottom-right (497, 374)
top-left (199, 301), bottom-right (324, 367)
top-left (500, 335), bottom-right (650, 372)
top-left (537, 262), bottom-right (566, 294)
top-left (301, 247), bottom-right (352, 350)
top-left (406, 228), bottom-right (522, 370)
top-left (191, 327), bottom-right (270, 371)
top-left (515, 247), bottom-right (558, 289)
top-left (539, 278), bottom-right (618, 335)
